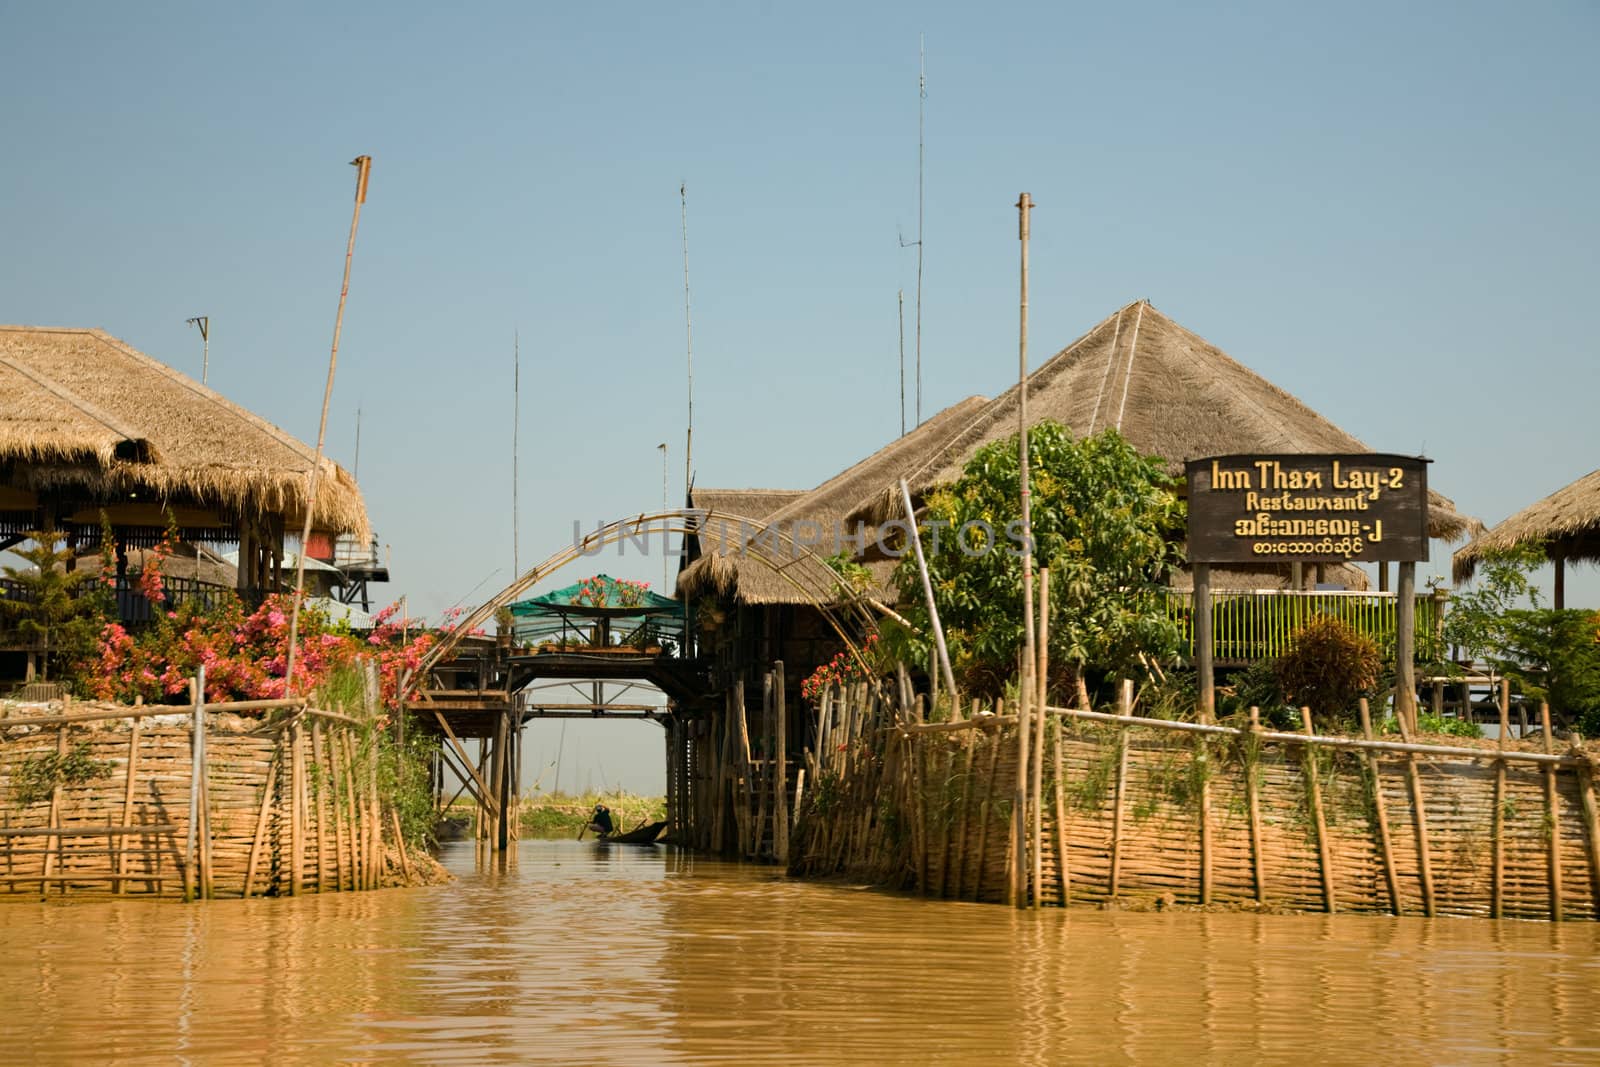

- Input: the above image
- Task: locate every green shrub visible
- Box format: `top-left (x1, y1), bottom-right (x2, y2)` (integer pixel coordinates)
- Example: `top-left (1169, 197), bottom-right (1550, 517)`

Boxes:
top-left (1275, 616), bottom-right (1382, 728)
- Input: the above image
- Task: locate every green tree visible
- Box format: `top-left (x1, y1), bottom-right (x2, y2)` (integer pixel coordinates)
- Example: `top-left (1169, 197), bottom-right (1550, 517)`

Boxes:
top-left (0, 532), bottom-right (111, 683)
top-left (889, 421), bottom-right (1185, 703)
top-left (1442, 543), bottom-right (1545, 665)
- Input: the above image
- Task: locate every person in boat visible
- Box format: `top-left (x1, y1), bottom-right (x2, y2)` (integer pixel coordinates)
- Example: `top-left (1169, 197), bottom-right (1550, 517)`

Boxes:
top-left (587, 803), bottom-right (615, 838)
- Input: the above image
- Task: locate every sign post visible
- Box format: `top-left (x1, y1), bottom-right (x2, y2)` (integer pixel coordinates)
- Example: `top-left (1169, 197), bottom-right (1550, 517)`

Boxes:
top-left (1185, 454), bottom-right (1430, 723)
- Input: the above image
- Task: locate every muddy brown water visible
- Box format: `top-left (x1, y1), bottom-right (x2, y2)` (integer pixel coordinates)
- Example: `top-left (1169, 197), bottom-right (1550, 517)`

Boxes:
top-left (3, 840), bottom-right (1599, 1065)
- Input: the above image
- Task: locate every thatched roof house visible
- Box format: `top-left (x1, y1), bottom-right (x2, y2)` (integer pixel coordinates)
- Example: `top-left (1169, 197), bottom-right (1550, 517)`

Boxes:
top-left (850, 300), bottom-right (1473, 547)
top-left (680, 397), bottom-right (990, 606)
top-left (1451, 467), bottom-right (1600, 607)
top-left (0, 326), bottom-right (369, 588)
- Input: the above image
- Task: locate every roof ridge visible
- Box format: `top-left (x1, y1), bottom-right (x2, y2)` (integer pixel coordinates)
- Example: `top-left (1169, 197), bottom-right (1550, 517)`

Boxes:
top-left (86, 328), bottom-right (338, 473)
top-left (0, 353), bottom-right (151, 449)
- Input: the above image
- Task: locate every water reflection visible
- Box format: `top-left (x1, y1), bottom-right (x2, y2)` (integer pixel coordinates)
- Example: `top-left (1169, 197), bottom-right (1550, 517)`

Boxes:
top-left (3, 840), bottom-right (1600, 1064)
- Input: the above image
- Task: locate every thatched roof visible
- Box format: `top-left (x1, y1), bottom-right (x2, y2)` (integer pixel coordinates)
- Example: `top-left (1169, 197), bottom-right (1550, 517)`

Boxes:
top-left (0, 326), bottom-right (369, 536)
top-left (679, 398), bottom-right (989, 605)
top-left (849, 300), bottom-right (1473, 542)
top-left (1452, 468), bottom-right (1600, 583)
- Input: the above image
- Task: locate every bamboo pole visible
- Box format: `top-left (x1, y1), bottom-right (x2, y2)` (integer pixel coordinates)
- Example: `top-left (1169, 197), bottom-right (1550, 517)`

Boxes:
top-left (1051, 715), bottom-right (1070, 907)
top-left (1300, 708), bottom-right (1336, 913)
top-left (323, 726), bottom-right (347, 890)
top-left (775, 661), bottom-right (789, 864)
top-left (113, 720), bottom-right (141, 895)
top-left (1358, 698), bottom-right (1403, 915)
top-left (241, 749), bottom-right (281, 899)
top-left (338, 731), bottom-right (361, 889)
top-left (391, 807), bottom-right (413, 883)
top-left (1031, 568), bottom-right (1049, 908)
top-left (1013, 191), bottom-right (1037, 911)
top-left (290, 721), bottom-right (305, 895)
top-left (1542, 702), bottom-right (1564, 921)
top-left (367, 733), bottom-right (381, 887)
top-left (1571, 735), bottom-right (1600, 915)
top-left (1246, 708), bottom-right (1267, 904)
top-left (952, 716), bottom-right (977, 901)
top-left (43, 725), bottom-right (65, 895)
top-left (1197, 733), bottom-right (1213, 906)
top-left (1405, 743), bottom-right (1436, 918)
top-left (973, 727), bottom-right (1001, 902)
top-left (1108, 727), bottom-right (1129, 899)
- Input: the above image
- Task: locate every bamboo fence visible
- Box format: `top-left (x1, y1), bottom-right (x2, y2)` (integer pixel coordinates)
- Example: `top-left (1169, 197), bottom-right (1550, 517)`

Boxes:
top-left (788, 687), bottom-right (1600, 921)
top-left (0, 699), bottom-right (413, 899)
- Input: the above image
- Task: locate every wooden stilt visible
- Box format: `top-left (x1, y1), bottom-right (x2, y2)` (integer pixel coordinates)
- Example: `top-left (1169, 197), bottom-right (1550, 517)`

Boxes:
top-left (972, 727), bottom-right (1001, 902)
top-left (1051, 715), bottom-right (1070, 907)
top-left (1300, 709), bottom-right (1336, 913)
top-left (1405, 748), bottom-right (1436, 918)
top-left (1246, 708), bottom-right (1267, 904)
top-left (1359, 698), bottom-right (1403, 915)
top-left (1542, 703), bottom-right (1564, 920)
top-left (1108, 727), bottom-right (1129, 899)
top-left (1572, 736), bottom-right (1600, 915)
top-left (1197, 734), bottom-right (1213, 906)
top-left (241, 749), bottom-right (281, 898)
top-left (775, 662), bottom-right (789, 864)
top-left (114, 721), bottom-right (141, 895)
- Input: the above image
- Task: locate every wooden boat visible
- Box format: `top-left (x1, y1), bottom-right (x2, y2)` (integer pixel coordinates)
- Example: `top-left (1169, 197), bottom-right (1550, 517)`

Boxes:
top-left (600, 819), bottom-right (667, 845)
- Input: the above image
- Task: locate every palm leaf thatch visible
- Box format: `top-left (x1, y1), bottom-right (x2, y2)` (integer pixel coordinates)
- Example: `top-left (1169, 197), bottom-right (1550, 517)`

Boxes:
top-left (0, 326), bottom-right (369, 537)
top-left (679, 398), bottom-right (989, 606)
top-left (1452, 467), bottom-right (1600, 583)
top-left (848, 300), bottom-right (1473, 543)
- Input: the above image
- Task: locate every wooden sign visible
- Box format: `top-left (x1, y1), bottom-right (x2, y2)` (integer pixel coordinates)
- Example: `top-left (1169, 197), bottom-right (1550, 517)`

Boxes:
top-left (1186, 454), bottom-right (1429, 564)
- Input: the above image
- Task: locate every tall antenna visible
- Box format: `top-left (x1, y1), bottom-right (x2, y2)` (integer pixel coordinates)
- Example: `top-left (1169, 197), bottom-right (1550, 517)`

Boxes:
top-left (916, 34), bottom-right (926, 426)
top-left (185, 316), bottom-right (209, 385)
top-left (513, 329), bottom-right (521, 578)
top-left (898, 289), bottom-right (906, 436)
top-left (680, 182), bottom-right (694, 502)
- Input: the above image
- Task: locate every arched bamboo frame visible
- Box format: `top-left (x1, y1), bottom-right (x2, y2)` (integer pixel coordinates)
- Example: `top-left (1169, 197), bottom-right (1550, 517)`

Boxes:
top-left (410, 509), bottom-right (881, 697)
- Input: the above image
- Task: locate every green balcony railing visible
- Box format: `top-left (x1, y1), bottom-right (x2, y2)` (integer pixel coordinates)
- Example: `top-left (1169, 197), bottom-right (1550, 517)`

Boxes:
top-left (1165, 589), bottom-right (1447, 664)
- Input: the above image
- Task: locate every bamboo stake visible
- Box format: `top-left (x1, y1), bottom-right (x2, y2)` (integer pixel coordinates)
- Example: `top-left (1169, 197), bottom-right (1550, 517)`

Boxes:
top-left (952, 718), bottom-right (977, 901)
top-left (973, 728), bottom-right (1001, 902)
top-left (291, 721), bottom-right (306, 895)
top-left (1359, 698), bottom-right (1403, 916)
top-left (391, 807), bottom-right (413, 882)
top-left (43, 725), bottom-right (65, 894)
top-left (1300, 709), bottom-right (1337, 913)
top-left (775, 661), bottom-right (788, 864)
top-left (367, 735), bottom-right (381, 887)
top-left (1571, 735), bottom-right (1600, 916)
top-left (757, 673), bottom-right (772, 858)
top-left (338, 731), bottom-right (362, 891)
top-left (241, 749), bottom-right (281, 899)
top-left (311, 721), bottom-right (328, 891)
top-left (1197, 733), bottom-right (1213, 906)
top-left (1246, 708), bottom-right (1267, 904)
top-left (1108, 727), bottom-right (1129, 899)
top-left (1542, 702), bottom-right (1564, 921)
top-left (1031, 568), bottom-right (1049, 908)
top-left (1051, 714), bottom-right (1070, 907)
top-left (114, 720), bottom-right (141, 895)
top-left (323, 726), bottom-right (346, 890)
top-left (1405, 744), bottom-right (1436, 918)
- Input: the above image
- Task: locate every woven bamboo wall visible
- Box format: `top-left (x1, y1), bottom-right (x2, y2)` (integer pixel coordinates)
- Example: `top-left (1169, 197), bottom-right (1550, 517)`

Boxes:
top-left (791, 705), bottom-right (1600, 922)
top-left (0, 706), bottom-right (404, 899)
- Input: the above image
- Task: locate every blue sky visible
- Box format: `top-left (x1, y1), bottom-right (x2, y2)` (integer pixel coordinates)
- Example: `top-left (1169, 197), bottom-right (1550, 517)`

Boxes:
top-left (4, 2), bottom-right (1595, 790)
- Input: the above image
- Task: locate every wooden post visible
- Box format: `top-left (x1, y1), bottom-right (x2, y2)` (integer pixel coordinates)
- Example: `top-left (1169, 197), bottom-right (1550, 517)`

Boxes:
top-left (290, 721), bottom-right (305, 895)
top-left (1405, 745), bottom-right (1436, 918)
top-left (1197, 733), bottom-right (1213, 905)
top-left (1012, 651), bottom-right (1031, 909)
top-left (1246, 708), bottom-right (1267, 904)
top-left (757, 673), bottom-right (772, 858)
top-left (734, 678), bottom-right (751, 857)
top-left (43, 725), bottom-right (66, 895)
top-left (1194, 562), bottom-right (1214, 721)
top-left (114, 720), bottom-right (141, 895)
top-left (1359, 698), bottom-right (1403, 915)
top-left (775, 662), bottom-right (789, 864)
top-left (1051, 715), bottom-right (1070, 907)
top-left (242, 750), bottom-right (281, 898)
top-left (1571, 734), bottom-right (1600, 914)
top-left (1108, 727), bottom-right (1129, 899)
top-left (1031, 568), bottom-right (1049, 908)
top-left (1300, 708), bottom-right (1336, 913)
top-left (1553, 551), bottom-right (1565, 611)
top-left (1541, 702), bottom-right (1564, 921)
top-left (972, 727), bottom-right (1001, 903)
top-left (1395, 562), bottom-right (1418, 735)
top-left (337, 731), bottom-right (363, 890)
